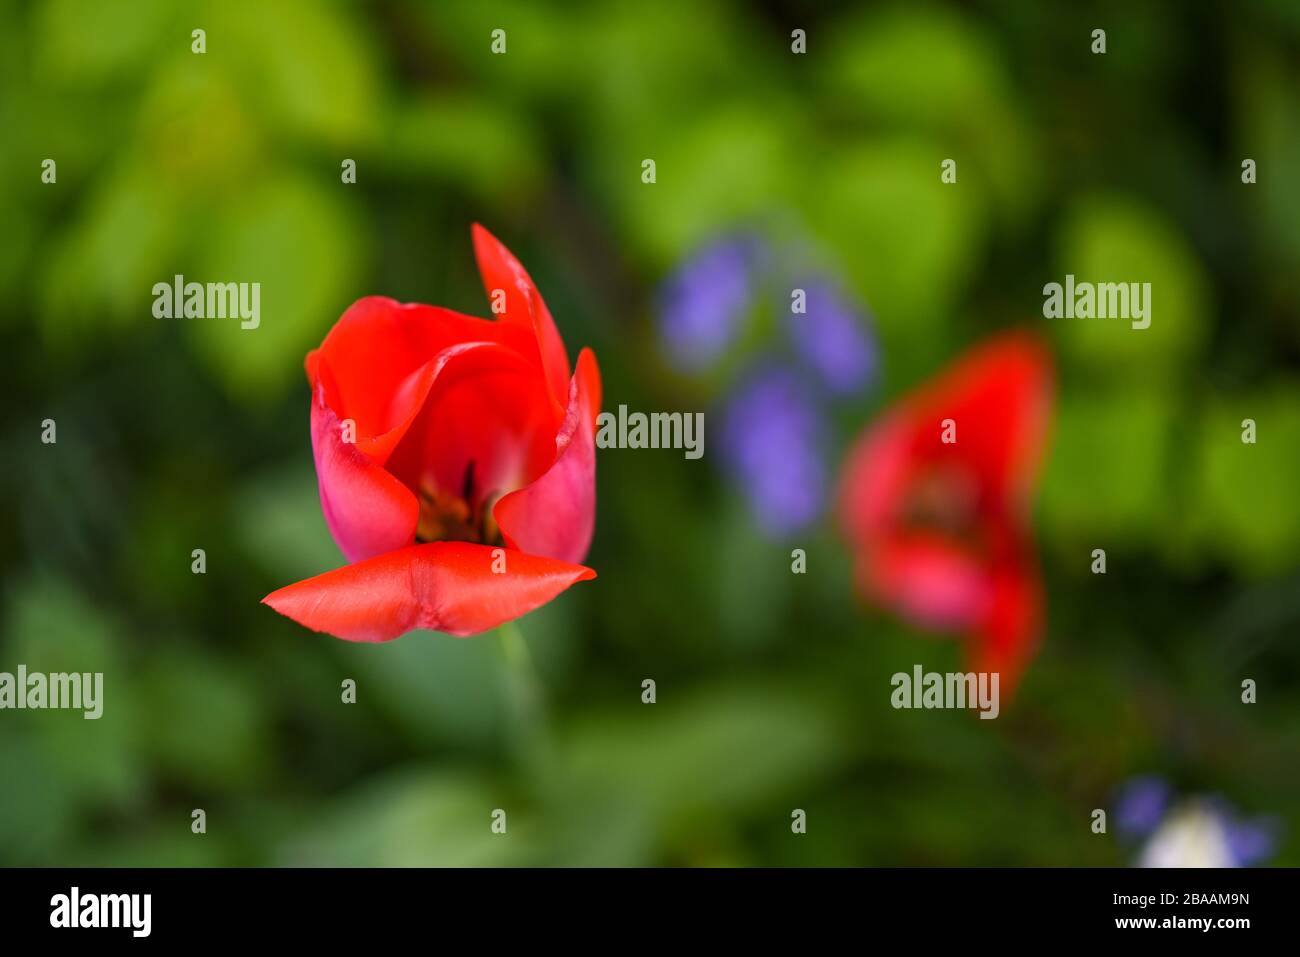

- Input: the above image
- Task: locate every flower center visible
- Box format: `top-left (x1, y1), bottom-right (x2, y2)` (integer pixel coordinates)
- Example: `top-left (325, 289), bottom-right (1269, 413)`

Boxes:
top-left (415, 460), bottom-right (503, 546)
top-left (900, 469), bottom-right (982, 542)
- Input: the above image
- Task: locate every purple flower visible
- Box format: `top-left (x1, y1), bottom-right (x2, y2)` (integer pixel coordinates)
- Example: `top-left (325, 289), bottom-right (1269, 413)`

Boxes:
top-left (1114, 775), bottom-right (1172, 839)
top-left (1223, 818), bottom-right (1278, 867)
top-left (787, 279), bottom-right (877, 395)
top-left (1205, 796), bottom-right (1282, 867)
top-left (719, 365), bottom-right (826, 537)
top-left (1116, 777), bottom-right (1282, 868)
top-left (657, 236), bottom-right (761, 371)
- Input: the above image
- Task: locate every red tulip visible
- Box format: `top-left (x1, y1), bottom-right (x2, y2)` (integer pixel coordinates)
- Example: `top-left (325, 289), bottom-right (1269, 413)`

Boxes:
top-left (263, 226), bottom-right (600, 641)
top-left (838, 332), bottom-right (1053, 696)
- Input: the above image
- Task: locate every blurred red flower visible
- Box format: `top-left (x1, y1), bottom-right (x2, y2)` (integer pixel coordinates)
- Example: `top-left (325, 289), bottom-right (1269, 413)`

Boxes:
top-left (263, 226), bottom-right (600, 641)
top-left (838, 332), bottom-right (1053, 696)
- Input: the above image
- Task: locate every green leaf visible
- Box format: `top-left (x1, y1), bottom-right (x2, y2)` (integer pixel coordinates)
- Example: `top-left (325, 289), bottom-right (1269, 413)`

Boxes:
top-left (1187, 385), bottom-right (1300, 574)
top-left (188, 174), bottom-right (367, 399)
top-left (1051, 194), bottom-right (1210, 378)
top-left (332, 632), bottom-right (508, 750)
top-left (203, 0), bottom-right (381, 148)
top-left (814, 136), bottom-right (984, 375)
top-left (37, 165), bottom-right (184, 346)
top-left (1039, 387), bottom-right (1177, 547)
top-left (134, 648), bottom-right (270, 791)
top-left (819, 4), bottom-right (1041, 224)
top-left (560, 684), bottom-right (842, 826)
top-left (1, 577), bottom-right (144, 815)
top-left (278, 768), bottom-right (535, 866)
top-left (236, 463), bottom-right (343, 583)
top-left (606, 105), bottom-right (797, 269)
top-left (34, 0), bottom-right (176, 86)
top-left (384, 94), bottom-right (544, 206)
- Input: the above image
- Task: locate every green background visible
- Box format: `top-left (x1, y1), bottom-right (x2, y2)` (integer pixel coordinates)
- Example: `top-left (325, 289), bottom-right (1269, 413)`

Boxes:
top-left (2, 0), bottom-right (1298, 866)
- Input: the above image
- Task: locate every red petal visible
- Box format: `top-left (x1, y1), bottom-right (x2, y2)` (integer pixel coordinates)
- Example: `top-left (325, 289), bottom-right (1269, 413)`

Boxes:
top-left (383, 341), bottom-right (559, 511)
top-left (494, 348), bottom-right (601, 563)
top-left (310, 376), bottom-right (419, 563)
top-left (313, 340), bottom-right (545, 562)
top-left (969, 551), bottom-right (1043, 698)
top-left (471, 224), bottom-right (571, 414)
top-left (868, 532), bottom-right (991, 631)
top-left (900, 331), bottom-right (1053, 505)
top-left (837, 330), bottom-right (1053, 701)
top-left (262, 541), bottom-right (596, 641)
top-left (308, 296), bottom-right (532, 461)
top-left (839, 410), bottom-right (913, 546)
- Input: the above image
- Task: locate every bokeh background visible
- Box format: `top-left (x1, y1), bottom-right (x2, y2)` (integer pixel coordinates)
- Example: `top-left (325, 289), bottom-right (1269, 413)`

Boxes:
top-left (3, 0), bottom-right (1299, 866)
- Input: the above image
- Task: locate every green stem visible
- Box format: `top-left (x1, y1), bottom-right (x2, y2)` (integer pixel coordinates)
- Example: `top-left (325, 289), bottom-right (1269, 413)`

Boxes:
top-left (497, 619), bottom-right (553, 787)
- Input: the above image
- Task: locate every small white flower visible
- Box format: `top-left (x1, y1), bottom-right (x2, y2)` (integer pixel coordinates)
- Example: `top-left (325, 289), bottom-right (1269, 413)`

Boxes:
top-left (1138, 801), bottom-right (1236, 868)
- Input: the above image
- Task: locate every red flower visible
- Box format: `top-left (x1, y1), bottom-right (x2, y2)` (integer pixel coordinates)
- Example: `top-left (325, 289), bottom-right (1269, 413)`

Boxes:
top-left (262, 226), bottom-right (600, 642)
top-left (838, 332), bottom-right (1053, 696)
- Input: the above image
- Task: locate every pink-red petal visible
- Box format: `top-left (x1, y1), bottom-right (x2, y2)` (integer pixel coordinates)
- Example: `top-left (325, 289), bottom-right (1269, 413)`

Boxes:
top-left (310, 377), bottom-right (420, 563)
top-left (867, 532), bottom-right (992, 631)
top-left (969, 552), bottom-right (1043, 698)
top-left (493, 348), bottom-right (601, 563)
top-left (262, 541), bottom-right (596, 642)
top-left (471, 224), bottom-right (571, 414)
top-left (899, 331), bottom-right (1053, 504)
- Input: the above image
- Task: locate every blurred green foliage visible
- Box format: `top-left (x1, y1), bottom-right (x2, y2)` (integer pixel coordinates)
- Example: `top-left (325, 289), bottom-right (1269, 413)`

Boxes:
top-left (1, 0), bottom-right (1298, 866)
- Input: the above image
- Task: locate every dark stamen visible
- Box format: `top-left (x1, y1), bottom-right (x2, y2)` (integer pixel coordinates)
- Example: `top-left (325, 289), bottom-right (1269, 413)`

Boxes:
top-left (462, 459), bottom-right (477, 505)
top-left (414, 460), bottom-right (504, 547)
